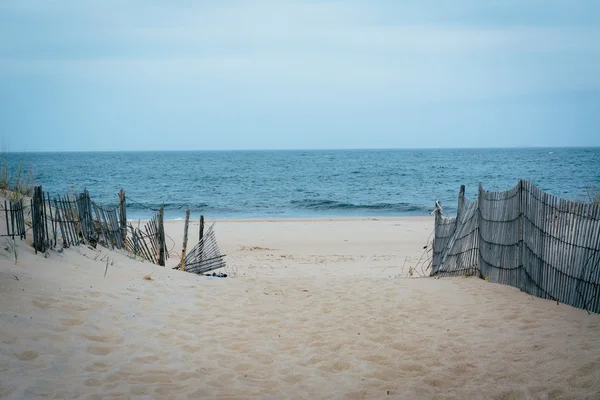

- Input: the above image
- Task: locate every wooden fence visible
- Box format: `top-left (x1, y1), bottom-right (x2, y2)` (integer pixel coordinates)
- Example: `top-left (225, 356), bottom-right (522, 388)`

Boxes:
top-left (75, 189), bottom-right (96, 244)
top-left (92, 202), bottom-right (123, 250)
top-left (124, 205), bottom-right (167, 266)
top-left (432, 185), bottom-right (479, 277)
top-left (432, 180), bottom-right (600, 313)
top-left (31, 186), bottom-right (52, 253)
top-left (2, 198), bottom-right (26, 239)
top-left (177, 219), bottom-right (226, 275)
top-left (53, 194), bottom-right (83, 248)
top-left (30, 185), bottom-right (130, 253)
top-left (28, 185), bottom-right (224, 273)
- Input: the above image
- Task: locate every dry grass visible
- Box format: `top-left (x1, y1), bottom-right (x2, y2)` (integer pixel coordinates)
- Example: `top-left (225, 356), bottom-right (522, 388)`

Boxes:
top-left (143, 274), bottom-right (153, 281)
top-left (1, 142), bottom-right (35, 201)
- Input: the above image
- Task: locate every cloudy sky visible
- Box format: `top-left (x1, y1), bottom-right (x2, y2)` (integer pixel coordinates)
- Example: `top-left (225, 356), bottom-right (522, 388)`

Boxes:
top-left (1, 0), bottom-right (599, 151)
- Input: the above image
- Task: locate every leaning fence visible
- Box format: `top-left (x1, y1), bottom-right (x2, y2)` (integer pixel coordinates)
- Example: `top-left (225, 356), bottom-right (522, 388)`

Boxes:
top-left (4, 184), bottom-right (226, 274)
top-left (432, 180), bottom-right (600, 314)
top-left (177, 219), bottom-right (226, 275)
top-left (125, 206), bottom-right (167, 266)
top-left (30, 186), bottom-right (128, 253)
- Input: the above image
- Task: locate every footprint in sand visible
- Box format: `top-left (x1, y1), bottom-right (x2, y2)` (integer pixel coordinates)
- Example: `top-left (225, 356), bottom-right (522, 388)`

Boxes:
top-left (58, 303), bottom-right (90, 313)
top-left (81, 333), bottom-right (124, 345)
top-left (60, 318), bottom-right (84, 327)
top-left (363, 354), bottom-right (390, 365)
top-left (234, 363), bottom-right (254, 372)
top-left (83, 361), bottom-right (110, 373)
top-left (175, 372), bottom-right (197, 382)
top-left (32, 299), bottom-right (53, 310)
top-left (282, 373), bottom-right (306, 384)
top-left (87, 345), bottom-right (116, 356)
top-left (130, 385), bottom-right (152, 396)
top-left (16, 351), bottom-right (38, 361)
top-left (83, 378), bottom-right (102, 388)
top-left (319, 360), bottom-right (351, 373)
top-left (131, 355), bottom-right (160, 364)
top-left (1, 335), bottom-right (18, 345)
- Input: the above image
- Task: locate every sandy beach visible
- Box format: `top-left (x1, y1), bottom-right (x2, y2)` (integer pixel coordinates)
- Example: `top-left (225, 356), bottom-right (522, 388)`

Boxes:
top-left (2, 216), bottom-right (600, 399)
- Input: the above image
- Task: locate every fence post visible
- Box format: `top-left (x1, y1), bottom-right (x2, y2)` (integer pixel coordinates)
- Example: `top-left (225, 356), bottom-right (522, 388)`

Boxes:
top-left (119, 188), bottom-right (127, 244)
top-left (10, 200), bottom-right (15, 240)
top-left (158, 204), bottom-right (165, 266)
top-left (199, 215), bottom-right (205, 240)
top-left (43, 192), bottom-right (51, 248)
top-left (46, 193), bottom-right (56, 247)
top-left (457, 185), bottom-right (465, 218)
top-left (54, 198), bottom-right (68, 248)
top-left (17, 199), bottom-right (25, 240)
top-left (180, 209), bottom-right (190, 271)
top-left (4, 200), bottom-right (9, 239)
top-left (85, 188), bottom-right (93, 241)
top-left (199, 215), bottom-right (205, 258)
top-left (32, 185), bottom-right (46, 253)
top-left (518, 179), bottom-right (524, 289)
top-left (30, 198), bottom-right (35, 252)
top-left (75, 191), bottom-right (91, 244)
top-left (477, 183), bottom-right (484, 277)
top-left (431, 201), bottom-right (442, 274)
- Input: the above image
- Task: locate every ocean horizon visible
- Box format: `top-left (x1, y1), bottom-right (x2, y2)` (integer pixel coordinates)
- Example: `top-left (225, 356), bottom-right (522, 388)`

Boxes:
top-left (7, 147), bottom-right (600, 220)
top-left (11, 146), bottom-right (600, 154)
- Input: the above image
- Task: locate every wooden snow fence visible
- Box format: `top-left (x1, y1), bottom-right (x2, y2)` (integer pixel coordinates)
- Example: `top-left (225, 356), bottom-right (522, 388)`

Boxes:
top-left (2, 198), bottom-right (26, 240)
top-left (432, 180), bottom-right (600, 314)
top-left (31, 185), bottom-right (128, 253)
top-left (174, 217), bottom-right (227, 275)
top-left (432, 185), bottom-right (479, 277)
top-left (124, 205), bottom-right (167, 266)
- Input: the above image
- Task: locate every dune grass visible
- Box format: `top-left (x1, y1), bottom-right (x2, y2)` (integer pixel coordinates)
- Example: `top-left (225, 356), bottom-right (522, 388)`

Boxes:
top-left (0, 143), bottom-right (35, 201)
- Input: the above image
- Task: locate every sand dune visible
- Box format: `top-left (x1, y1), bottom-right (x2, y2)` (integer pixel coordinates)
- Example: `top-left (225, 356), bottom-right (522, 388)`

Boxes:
top-left (1, 217), bottom-right (600, 399)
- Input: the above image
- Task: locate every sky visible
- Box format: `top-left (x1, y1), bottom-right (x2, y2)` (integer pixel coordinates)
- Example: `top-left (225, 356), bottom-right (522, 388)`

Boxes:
top-left (1, 0), bottom-right (599, 151)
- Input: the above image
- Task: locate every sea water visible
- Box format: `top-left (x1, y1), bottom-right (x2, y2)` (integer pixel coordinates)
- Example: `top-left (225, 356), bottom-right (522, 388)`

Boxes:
top-left (10, 148), bottom-right (600, 220)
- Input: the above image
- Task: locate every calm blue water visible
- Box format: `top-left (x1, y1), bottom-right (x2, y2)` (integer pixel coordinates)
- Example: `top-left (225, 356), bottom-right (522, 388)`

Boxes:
top-left (8, 148), bottom-right (600, 220)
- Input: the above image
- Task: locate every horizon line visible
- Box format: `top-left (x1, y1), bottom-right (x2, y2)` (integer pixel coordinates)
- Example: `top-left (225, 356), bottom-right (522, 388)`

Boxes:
top-left (4, 145), bottom-right (600, 154)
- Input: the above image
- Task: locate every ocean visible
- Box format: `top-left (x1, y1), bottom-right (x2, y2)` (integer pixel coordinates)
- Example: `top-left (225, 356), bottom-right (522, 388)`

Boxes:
top-left (10, 148), bottom-right (600, 220)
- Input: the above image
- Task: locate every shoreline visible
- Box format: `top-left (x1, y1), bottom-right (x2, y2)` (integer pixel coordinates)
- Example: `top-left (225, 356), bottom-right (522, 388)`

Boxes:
top-left (162, 215), bottom-right (434, 224)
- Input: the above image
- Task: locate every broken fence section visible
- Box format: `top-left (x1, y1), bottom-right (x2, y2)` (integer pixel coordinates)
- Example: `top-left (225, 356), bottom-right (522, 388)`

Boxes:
top-left (29, 185), bottom-right (223, 273)
top-left (92, 202), bottom-right (123, 250)
top-left (124, 205), bottom-right (167, 266)
top-left (176, 221), bottom-right (226, 275)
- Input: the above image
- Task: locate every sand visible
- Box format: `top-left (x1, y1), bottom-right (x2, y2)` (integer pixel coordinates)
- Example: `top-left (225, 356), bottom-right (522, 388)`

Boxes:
top-left (1, 215), bottom-right (600, 399)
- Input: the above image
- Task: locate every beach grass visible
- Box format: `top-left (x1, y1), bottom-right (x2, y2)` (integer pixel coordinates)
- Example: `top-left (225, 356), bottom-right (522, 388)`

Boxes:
top-left (0, 143), bottom-right (35, 201)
